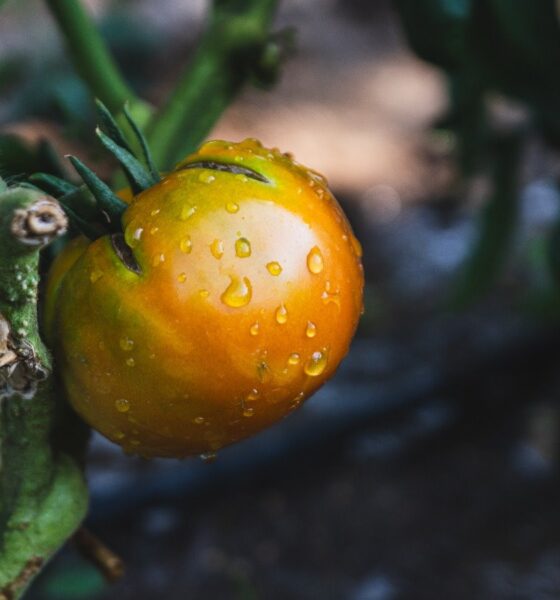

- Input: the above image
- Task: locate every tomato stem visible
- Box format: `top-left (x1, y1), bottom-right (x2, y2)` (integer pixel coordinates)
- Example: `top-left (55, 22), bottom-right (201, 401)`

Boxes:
top-left (44, 0), bottom-right (152, 124)
top-left (147, 0), bottom-right (281, 170)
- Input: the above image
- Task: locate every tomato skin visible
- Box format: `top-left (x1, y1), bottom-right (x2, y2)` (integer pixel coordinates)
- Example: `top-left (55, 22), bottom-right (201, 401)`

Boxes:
top-left (47, 139), bottom-right (364, 458)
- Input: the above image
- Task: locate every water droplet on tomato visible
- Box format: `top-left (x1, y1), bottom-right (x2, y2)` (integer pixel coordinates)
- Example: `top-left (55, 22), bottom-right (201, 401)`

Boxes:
top-left (89, 269), bottom-right (103, 283)
top-left (119, 337), bottom-right (134, 351)
top-left (226, 201), bottom-right (239, 213)
top-left (350, 235), bottom-right (363, 257)
top-left (177, 272), bottom-right (187, 283)
top-left (250, 322), bottom-right (260, 336)
top-left (115, 398), bottom-right (130, 413)
top-left (180, 236), bottom-right (193, 253)
top-left (235, 237), bottom-right (251, 258)
top-left (200, 451), bottom-right (217, 463)
top-left (152, 253), bottom-right (165, 266)
top-left (304, 350), bottom-right (328, 377)
top-left (243, 407), bottom-right (255, 417)
top-left (210, 239), bottom-right (224, 259)
top-left (288, 353), bottom-right (300, 365)
top-left (257, 361), bottom-right (271, 383)
top-left (246, 388), bottom-right (259, 401)
top-left (125, 224), bottom-right (143, 247)
top-left (266, 261), bottom-right (282, 276)
top-left (221, 276), bottom-right (252, 307)
top-left (125, 357), bottom-right (135, 367)
top-left (305, 322), bottom-right (317, 338)
top-left (198, 171), bottom-right (216, 184)
top-left (181, 204), bottom-right (197, 220)
top-left (275, 304), bottom-right (288, 324)
top-left (193, 416), bottom-right (205, 425)
top-left (307, 246), bottom-right (324, 274)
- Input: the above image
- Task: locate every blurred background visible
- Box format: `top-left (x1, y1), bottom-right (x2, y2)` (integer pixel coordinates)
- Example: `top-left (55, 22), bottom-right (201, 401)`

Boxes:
top-left (4, 0), bottom-right (560, 598)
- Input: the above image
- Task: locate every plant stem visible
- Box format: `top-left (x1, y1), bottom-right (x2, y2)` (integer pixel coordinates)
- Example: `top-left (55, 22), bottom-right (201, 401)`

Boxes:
top-left (147, 0), bottom-right (279, 170)
top-left (448, 131), bottom-right (524, 309)
top-left (44, 0), bottom-right (148, 119)
top-left (0, 184), bottom-right (88, 599)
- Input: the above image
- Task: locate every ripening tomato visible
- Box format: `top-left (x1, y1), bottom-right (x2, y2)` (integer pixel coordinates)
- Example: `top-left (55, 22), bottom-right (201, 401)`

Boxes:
top-left (45, 139), bottom-right (364, 458)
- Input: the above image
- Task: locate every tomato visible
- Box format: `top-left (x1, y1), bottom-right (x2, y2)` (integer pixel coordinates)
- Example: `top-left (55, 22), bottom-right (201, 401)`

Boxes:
top-left (45, 138), bottom-right (364, 458)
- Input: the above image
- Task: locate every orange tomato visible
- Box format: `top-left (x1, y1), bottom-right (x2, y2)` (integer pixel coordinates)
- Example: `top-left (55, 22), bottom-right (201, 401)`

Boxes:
top-left (45, 139), bottom-right (363, 458)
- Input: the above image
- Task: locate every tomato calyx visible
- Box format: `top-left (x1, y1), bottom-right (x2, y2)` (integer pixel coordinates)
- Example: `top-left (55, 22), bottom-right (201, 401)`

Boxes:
top-left (29, 101), bottom-right (159, 242)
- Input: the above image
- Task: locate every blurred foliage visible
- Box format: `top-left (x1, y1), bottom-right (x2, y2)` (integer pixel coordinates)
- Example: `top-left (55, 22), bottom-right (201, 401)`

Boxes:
top-left (395, 0), bottom-right (560, 309)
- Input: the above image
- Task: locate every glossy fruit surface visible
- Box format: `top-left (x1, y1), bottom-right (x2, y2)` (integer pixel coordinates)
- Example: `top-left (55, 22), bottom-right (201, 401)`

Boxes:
top-left (46, 138), bottom-right (364, 458)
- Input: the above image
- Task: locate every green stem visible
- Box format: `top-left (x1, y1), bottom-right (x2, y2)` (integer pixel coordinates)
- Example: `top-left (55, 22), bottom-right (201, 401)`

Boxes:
top-left (448, 132), bottom-right (524, 309)
top-left (44, 0), bottom-right (148, 120)
top-left (0, 184), bottom-right (88, 599)
top-left (147, 0), bottom-right (279, 170)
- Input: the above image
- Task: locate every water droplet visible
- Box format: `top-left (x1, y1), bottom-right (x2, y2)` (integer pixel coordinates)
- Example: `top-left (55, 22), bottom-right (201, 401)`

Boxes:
top-left (226, 201), bottom-right (239, 213)
top-left (200, 451), bottom-right (217, 463)
top-left (180, 236), bottom-right (193, 253)
top-left (150, 226), bottom-right (159, 235)
top-left (125, 357), bottom-right (135, 367)
top-left (235, 174), bottom-right (249, 183)
top-left (305, 322), bottom-right (317, 338)
top-left (250, 322), bottom-right (260, 336)
top-left (115, 398), bottom-right (130, 413)
top-left (125, 224), bottom-right (143, 247)
top-left (275, 304), bottom-right (288, 324)
top-left (221, 276), bottom-right (252, 308)
top-left (210, 239), bottom-right (224, 259)
top-left (304, 350), bottom-right (328, 377)
top-left (288, 353), bottom-right (300, 365)
top-left (119, 337), bottom-right (134, 351)
top-left (266, 261), bottom-right (282, 276)
top-left (181, 204), bottom-right (197, 220)
top-left (350, 235), bottom-right (363, 257)
top-left (321, 282), bottom-right (341, 309)
top-left (199, 171), bottom-right (216, 183)
top-left (90, 269), bottom-right (103, 283)
top-left (289, 391), bottom-right (305, 410)
top-left (150, 208), bottom-right (160, 216)
top-left (307, 246), bottom-right (324, 274)
top-left (193, 416), bottom-right (205, 425)
top-left (177, 272), bottom-right (187, 283)
top-left (152, 253), bottom-right (165, 266)
top-left (243, 407), bottom-right (255, 417)
top-left (199, 289), bottom-right (210, 298)
top-left (130, 439), bottom-right (140, 446)
top-left (246, 388), bottom-right (259, 401)
top-left (115, 431), bottom-right (126, 440)
top-left (235, 237), bottom-right (252, 258)
top-left (257, 361), bottom-right (272, 383)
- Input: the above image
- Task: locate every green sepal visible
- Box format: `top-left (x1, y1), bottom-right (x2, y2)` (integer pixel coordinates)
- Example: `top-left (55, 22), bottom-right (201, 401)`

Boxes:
top-left (29, 173), bottom-right (78, 197)
top-left (57, 189), bottom-right (105, 240)
top-left (67, 155), bottom-right (127, 229)
top-left (95, 99), bottom-right (132, 154)
top-left (123, 103), bottom-right (160, 182)
top-left (96, 128), bottom-right (156, 194)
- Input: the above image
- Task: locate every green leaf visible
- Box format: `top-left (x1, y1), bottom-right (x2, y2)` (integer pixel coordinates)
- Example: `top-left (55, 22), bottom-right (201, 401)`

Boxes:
top-left (95, 99), bottom-right (132, 154)
top-left (67, 156), bottom-right (127, 228)
top-left (123, 103), bottom-right (160, 182)
top-left (96, 128), bottom-right (156, 194)
top-left (30, 173), bottom-right (78, 197)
